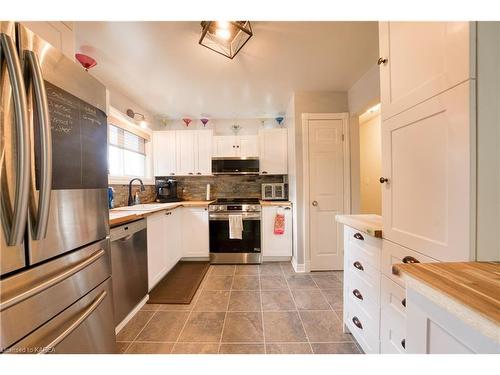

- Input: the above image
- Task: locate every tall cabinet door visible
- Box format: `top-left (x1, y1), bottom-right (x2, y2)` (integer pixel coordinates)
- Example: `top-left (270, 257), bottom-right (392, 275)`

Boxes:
top-left (196, 130), bottom-right (213, 175)
top-left (379, 22), bottom-right (474, 120)
top-left (381, 82), bottom-right (472, 262)
top-left (239, 135), bottom-right (259, 157)
top-left (153, 131), bottom-right (176, 176)
top-left (175, 131), bottom-right (196, 176)
top-left (259, 129), bottom-right (288, 175)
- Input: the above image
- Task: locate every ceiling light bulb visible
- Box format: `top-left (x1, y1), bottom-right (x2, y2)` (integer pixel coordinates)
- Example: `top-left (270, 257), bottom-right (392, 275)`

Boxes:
top-left (216, 28), bottom-right (231, 40)
top-left (217, 21), bottom-right (230, 29)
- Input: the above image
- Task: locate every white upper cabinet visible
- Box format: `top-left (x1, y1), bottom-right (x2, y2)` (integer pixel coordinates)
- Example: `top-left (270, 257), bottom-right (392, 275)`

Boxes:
top-left (239, 135), bottom-right (259, 157)
top-left (175, 131), bottom-right (196, 176)
top-left (378, 22), bottom-right (474, 120)
top-left (381, 81), bottom-right (472, 261)
top-left (195, 130), bottom-right (213, 175)
top-left (212, 135), bottom-right (259, 158)
top-left (259, 128), bottom-right (288, 175)
top-left (213, 136), bottom-right (238, 157)
top-left (153, 131), bottom-right (176, 176)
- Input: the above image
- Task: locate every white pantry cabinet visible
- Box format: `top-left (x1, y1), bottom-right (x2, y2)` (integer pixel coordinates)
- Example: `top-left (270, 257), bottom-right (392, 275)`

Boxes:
top-left (181, 207), bottom-right (209, 258)
top-left (261, 205), bottom-right (293, 258)
top-left (378, 22), bottom-right (474, 120)
top-left (212, 135), bottom-right (259, 158)
top-left (259, 128), bottom-right (287, 175)
top-left (153, 131), bottom-right (176, 176)
top-left (381, 81), bottom-right (472, 262)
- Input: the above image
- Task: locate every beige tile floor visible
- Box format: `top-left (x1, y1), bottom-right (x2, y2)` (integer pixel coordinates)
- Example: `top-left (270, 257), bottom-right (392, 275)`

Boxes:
top-left (116, 262), bottom-right (361, 354)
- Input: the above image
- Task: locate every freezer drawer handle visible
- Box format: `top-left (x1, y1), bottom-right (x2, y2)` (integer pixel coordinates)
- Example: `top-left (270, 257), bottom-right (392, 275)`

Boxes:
top-left (0, 249), bottom-right (105, 312)
top-left (352, 316), bottom-right (363, 330)
top-left (39, 290), bottom-right (107, 354)
top-left (25, 50), bottom-right (52, 240)
top-left (353, 261), bottom-right (364, 271)
top-left (0, 32), bottom-right (30, 246)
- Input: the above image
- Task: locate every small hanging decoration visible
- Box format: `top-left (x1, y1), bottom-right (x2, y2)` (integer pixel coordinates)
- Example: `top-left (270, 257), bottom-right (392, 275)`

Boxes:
top-left (200, 118), bottom-right (209, 127)
top-left (231, 124), bottom-right (241, 135)
top-left (75, 53), bottom-right (97, 71)
top-left (275, 116), bottom-right (284, 127)
top-left (182, 118), bottom-right (192, 127)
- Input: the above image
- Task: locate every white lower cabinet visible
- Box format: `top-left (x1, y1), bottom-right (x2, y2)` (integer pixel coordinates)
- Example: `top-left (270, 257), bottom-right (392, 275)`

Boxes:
top-left (261, 205), bottom-right (292, 258)
top-left (147, 211), bottom-right (171, 290)
top-left (342, 225), bottom-right (382, 354)
top-left (380, 275), bottom-right (407, 353)
top-left (181, 207), bottom-right (209, 258)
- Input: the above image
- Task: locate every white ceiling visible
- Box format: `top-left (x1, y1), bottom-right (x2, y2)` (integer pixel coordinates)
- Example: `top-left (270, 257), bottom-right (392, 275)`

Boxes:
top-left (74, 21), bottom-right (379, 120)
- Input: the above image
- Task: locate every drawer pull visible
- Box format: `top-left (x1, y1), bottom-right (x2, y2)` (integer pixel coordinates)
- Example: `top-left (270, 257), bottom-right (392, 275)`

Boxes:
top-left (352, 289), bottom-right (363, 300)
top-left (401, 339), bottom-right (406, 349)
top-left (353, 232), bottom-right (364, 241)
top-left (352, 316), bottom-right (363, 330)
top-left (402, 256), bottom-right (420, 264)
top-left (401, 298), bottom-right (406, 308)
top-left (353, 261), bottom-right (364, 271)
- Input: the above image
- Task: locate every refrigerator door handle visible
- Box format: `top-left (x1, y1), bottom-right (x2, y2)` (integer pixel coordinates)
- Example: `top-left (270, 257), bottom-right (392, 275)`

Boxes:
top-left (0, 32), bottom-right (30, 246)
top-left (25, 50), bottom-right (52, 240)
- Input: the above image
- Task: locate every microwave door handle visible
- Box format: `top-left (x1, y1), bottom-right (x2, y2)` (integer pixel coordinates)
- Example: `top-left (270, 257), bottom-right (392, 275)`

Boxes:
top-left (25, 50), bottom-right (52, 240)
top-left (0, 33), bottom-right (30, 246)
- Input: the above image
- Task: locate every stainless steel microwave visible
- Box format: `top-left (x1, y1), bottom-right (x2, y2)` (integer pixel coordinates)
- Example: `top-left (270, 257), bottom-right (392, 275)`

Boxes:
top-left (212, 157), bottom-right (259, 175)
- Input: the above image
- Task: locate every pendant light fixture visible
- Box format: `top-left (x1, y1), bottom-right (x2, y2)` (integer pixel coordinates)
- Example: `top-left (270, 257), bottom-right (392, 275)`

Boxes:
top-left (199, 21), bottom-right (253, 59)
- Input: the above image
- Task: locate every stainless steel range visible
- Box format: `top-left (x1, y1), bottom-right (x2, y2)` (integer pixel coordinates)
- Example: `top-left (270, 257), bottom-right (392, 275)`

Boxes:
top-left (209, 198), bottom-right (262, 264)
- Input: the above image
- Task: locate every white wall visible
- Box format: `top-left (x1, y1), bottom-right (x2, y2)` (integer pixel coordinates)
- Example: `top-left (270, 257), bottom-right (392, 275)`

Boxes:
top-left (359, 113), bottom-right (382, 214)
top-left (285, 95), bottom-right (297, 262)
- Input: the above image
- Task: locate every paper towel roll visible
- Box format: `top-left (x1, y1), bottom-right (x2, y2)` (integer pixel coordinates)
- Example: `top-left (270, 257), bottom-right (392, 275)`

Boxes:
top-left (206, 184), bottom-right (211, 201)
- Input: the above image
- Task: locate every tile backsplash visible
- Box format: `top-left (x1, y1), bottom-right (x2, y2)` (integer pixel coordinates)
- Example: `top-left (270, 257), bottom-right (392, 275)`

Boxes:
top-left (157, 175), bottom-right (287, 201)
top-left (110, 175), bottom-right (287, 207)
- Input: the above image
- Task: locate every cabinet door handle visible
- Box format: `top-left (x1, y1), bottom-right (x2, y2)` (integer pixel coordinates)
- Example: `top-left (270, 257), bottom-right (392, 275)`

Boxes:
top-left (352, 316), bottom-right (363, 330)
top-left (402, 256), bottom-right (420, 264)
top-left (401, 298), bottom-right (406, 308)
top-left (188, 172), bottom-right (194, 175)
top-left (196, 172), bottom-right (201, 175)
top-left (284, 207), bottom-right (291, 210)
top-left (377, 57), bottom-right (388, 65)
top-left (312, 200), bottom-right (318, 207)
top-left (232, 145), bottom-right (235, 148)
top-left (353, 232), bottom-right (364, 241)
top-left (261, 171), bottom-right (268, 174)
top-left (401, 339), bottom-right (406, 349)
top-left (352, 289), bottom-right (363, 300)
top-left (353, 261), bottom-right (364, 271)
top-left (170, 173), bottom-right (175, 175)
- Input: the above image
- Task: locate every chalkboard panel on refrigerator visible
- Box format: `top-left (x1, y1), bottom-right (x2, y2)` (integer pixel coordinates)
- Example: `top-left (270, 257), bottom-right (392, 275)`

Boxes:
top-left (34, 81), bottom-right (108, 190)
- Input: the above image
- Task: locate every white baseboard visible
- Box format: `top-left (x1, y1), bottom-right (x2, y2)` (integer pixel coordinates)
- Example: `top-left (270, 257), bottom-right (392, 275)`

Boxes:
top-left (291, 257), bottom-right (306, 273)
top-left (115, 295), bottom-right (149, 335)
top-left (263, 256), bottom-right (291, 262)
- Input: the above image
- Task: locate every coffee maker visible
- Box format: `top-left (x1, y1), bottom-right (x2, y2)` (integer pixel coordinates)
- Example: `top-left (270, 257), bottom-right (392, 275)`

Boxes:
top-left (156, 179), bottom-right (181, 203)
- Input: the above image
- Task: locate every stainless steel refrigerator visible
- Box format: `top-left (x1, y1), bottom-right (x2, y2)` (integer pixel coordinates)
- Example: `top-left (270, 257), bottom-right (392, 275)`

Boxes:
top-left (0, 21), bottom-right (116, 353)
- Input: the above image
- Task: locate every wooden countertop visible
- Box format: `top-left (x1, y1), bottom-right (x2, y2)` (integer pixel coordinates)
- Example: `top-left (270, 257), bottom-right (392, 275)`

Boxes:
top-left (259, 200), bottom-right (292, 207)
top-left (109, 201), bottom-right (214, 227)
top-left (395, 262), bottom-right (500, 328)
top-left (335, 214), bottom-right (382, 238)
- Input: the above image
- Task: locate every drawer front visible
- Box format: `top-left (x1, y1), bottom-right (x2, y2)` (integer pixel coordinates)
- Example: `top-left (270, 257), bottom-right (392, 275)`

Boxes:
top-left (345, 277), bottom-right (380, 330)
top-left (345, 302), bottom-right (380, 354)
top-left (345, 226), bottom-right (382, 270)
top-left (345, 261), bottom-right (380, 310)
top-left (381, 239), bottom-right (438, 286)
top-left (345, 249), bottom-right (381, 292)
top-left (380, 305), bottom-right (407, 354)
top-left (381, 275), bottom-right (406, 318)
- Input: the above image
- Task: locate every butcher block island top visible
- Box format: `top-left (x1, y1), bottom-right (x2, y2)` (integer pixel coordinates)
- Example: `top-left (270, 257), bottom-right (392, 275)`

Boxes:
top-left (395, 262), bottom-right (500, 337)
top-left (109, 201), bottom-right (214, 227)
top-left (335, 214), bottom-right (382, 238)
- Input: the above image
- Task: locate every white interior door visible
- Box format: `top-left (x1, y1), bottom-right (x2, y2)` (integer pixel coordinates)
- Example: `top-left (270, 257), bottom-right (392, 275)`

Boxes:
top-left (307, 117), bottom-right (348, 270)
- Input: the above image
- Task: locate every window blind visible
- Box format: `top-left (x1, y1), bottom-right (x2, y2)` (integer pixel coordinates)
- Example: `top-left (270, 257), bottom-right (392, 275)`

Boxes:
top-left (108, 124), bottom-right (146, 155)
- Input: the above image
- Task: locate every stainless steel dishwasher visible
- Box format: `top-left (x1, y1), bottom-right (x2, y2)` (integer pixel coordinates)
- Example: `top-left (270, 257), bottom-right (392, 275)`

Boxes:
top-left (110, 219), bottom-right (148, 326)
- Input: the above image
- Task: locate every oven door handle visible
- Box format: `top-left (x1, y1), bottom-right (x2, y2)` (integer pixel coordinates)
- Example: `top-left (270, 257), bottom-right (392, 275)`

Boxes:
top-left (209, 213), bottom-right (261, 221)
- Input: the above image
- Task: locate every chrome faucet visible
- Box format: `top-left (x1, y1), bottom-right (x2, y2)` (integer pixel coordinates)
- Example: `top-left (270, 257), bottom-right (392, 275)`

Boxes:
top-left (128, 178), bottom-right (145, 206)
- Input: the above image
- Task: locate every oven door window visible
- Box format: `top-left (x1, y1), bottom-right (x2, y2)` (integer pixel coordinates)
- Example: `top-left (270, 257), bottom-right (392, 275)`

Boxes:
top-left (209, 219), bottom-right (261, 253)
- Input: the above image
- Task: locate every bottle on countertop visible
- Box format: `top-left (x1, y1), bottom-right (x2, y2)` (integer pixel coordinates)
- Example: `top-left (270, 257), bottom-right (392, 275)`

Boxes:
top-left (108, 187), bottom-right (115, 209)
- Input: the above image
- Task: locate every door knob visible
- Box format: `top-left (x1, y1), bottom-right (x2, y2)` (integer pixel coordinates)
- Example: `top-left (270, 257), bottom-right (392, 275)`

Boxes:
top-left (377, 57), bottom-right (388, 65)
top-left (379, 177), bottom-right (389, 184)
top-left (312, 201), bottom-right (318, 207)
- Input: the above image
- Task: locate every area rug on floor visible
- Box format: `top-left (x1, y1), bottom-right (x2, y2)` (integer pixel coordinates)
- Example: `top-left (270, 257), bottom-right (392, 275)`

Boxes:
top-left (148, 261), bottom-right (210, 304)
